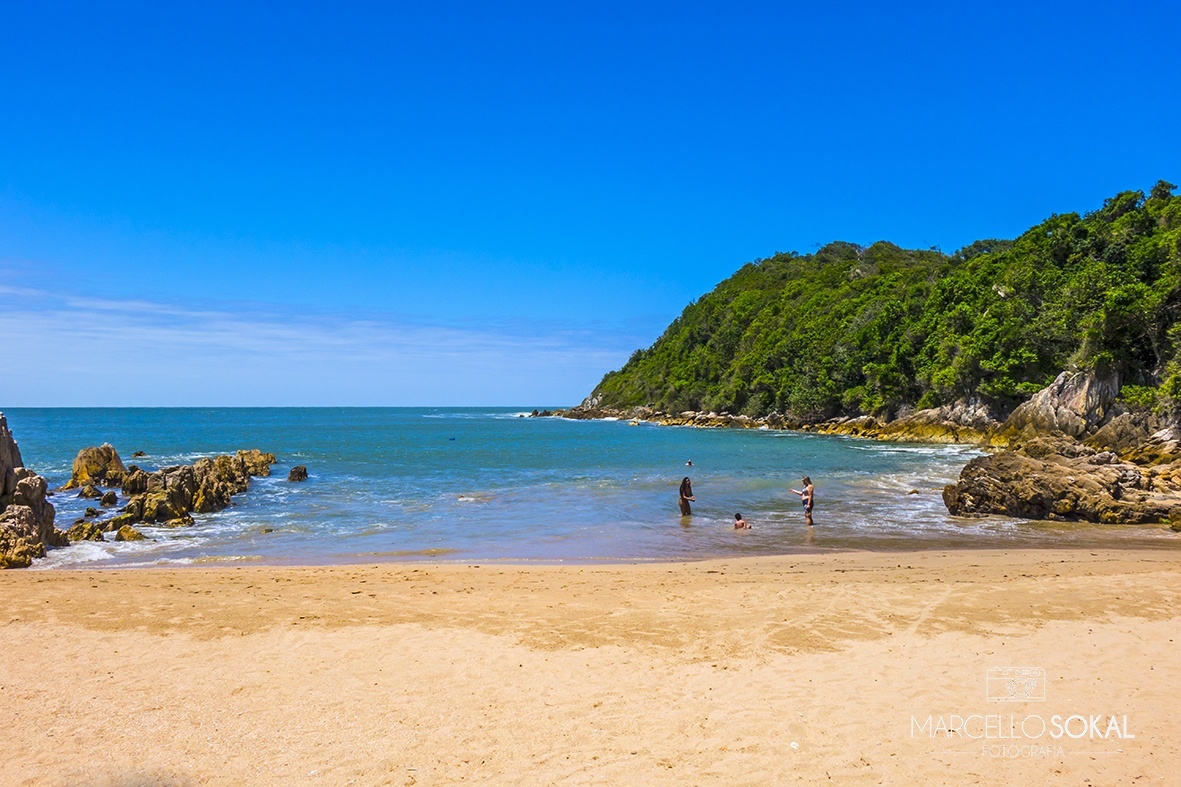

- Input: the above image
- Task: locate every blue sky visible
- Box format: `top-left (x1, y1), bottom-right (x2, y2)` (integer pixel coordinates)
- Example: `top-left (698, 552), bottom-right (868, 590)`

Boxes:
top-left (1, 1), bottom-right (1178, 406)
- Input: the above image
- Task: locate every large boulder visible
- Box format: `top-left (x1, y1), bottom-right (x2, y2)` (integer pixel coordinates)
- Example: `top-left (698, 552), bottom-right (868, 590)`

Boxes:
top-left (1003, 370), bottom-right (1120, 439)
top-left (63, 444), bottom-right (128, 489)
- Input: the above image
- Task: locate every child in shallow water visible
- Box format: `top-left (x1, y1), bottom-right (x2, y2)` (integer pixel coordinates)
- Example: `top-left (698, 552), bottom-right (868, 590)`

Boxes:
top-left (734, 512), bottom-right (749, 529)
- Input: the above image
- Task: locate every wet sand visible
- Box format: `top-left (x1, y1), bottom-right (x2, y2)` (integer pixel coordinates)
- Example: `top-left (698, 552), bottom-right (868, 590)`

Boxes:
top-left (2, 549), bottom-right (1179, 785)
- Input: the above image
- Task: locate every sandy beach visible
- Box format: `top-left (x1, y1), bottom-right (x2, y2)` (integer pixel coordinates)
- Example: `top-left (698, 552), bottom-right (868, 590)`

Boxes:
top-left (2, 548), bottom-right (1178, 785)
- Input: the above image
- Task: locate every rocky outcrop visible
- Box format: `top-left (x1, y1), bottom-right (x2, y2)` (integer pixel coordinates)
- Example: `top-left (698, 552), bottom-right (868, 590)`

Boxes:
top-left (943, 435), bottom-right (1181, 524)
top-left (0, 414), bottom-right (66, 569)
top-left (63, 444), bottom-right (128, 490)
top-left (98, 448), bottom-right (276, 529)
top-left (941, 370), bottom-right (1181, 525)
top-left (288, 465), bottom-right (308, 482)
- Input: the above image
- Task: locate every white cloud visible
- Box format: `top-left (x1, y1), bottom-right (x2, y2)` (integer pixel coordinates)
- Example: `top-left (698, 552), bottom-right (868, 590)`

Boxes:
top-left (0, 286), bottom-right (639, 406)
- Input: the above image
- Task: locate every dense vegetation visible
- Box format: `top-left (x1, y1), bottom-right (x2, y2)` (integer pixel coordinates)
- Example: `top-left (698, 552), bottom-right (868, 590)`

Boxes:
top-left (591, 181), bottom-right (1181, 420)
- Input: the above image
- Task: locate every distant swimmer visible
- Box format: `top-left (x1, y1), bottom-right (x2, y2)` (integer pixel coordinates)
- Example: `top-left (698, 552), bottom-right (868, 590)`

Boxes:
top-left (686, 459), bottom-right (693, 467)
top-left (679, 476), bottom-right (695, 516)
top-left (790, 476), bottom-right (815, 526)
top-left (734, 512), bottom-right (749, 529)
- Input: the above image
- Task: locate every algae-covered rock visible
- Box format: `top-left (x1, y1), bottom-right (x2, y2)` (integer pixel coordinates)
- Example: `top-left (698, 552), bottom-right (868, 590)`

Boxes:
top-left (100, 513), bottom-right (139, 532)
top-left (79, 484), bottom-right (102, 499)
top-left (288, 465), bottom-right (308, 482)
top-left (64, 444), bottom-right (127, 489)
top-left (114, 524), bottom-right (146, 541)
top-left (67, 521), bottom-right (106, 542)
top-left (101, 490), bottom-right (118, 507)
top-left (237, 449), bottom-right (276, 477)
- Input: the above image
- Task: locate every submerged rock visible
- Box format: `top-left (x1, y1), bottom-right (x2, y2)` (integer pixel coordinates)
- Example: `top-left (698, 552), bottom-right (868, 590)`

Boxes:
top-left (287, 465), bottom-right (308, 482)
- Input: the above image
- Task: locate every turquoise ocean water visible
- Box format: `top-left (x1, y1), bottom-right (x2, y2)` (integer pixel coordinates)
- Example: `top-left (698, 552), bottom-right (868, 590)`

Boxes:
top-left (5, 407), bottom-right (1178, 568)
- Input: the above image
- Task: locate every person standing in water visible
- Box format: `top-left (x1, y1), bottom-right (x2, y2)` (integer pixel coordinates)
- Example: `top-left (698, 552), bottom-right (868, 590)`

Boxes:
top-left (790, 476), bottom-right (814, 526)
top-left (679, 477), bottom-right (695, 516)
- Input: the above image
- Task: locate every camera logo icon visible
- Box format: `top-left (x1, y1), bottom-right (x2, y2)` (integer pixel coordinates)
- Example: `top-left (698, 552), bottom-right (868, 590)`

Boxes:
top-left (985, 667), bottom-right (1046, 702)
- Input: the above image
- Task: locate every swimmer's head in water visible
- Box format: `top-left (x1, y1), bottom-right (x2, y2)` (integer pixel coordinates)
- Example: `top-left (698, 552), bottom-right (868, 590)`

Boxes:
top-left (734, 512), bottom-right (743, 520)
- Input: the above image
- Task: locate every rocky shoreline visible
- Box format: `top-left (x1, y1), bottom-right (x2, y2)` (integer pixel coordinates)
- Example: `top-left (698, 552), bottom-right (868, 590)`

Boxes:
top-left (536, 393), bottom-right (1000, 445)
top-left (543, 370), bottom-right (1181, 528)
top-left (0, 411), bottom-right (279, 568)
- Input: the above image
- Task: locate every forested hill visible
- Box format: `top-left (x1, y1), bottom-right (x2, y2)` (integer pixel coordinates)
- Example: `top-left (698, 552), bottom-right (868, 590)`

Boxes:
top-left (590, 181), bottom-right (1181, 421)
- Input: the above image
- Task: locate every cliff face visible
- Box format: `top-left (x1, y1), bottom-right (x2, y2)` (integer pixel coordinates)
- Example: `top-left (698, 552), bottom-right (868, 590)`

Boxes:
top-left (0, 412), bottom-right (25, 502)
top-left (0, 413), bottom-right (65, 569)
top-left (1001, 370), bottom-right (1121, 440)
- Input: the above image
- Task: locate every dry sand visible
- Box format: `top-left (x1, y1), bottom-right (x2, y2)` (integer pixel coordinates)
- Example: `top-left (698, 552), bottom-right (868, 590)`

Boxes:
top-left (2, 548), bottom-right (1179, 785)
